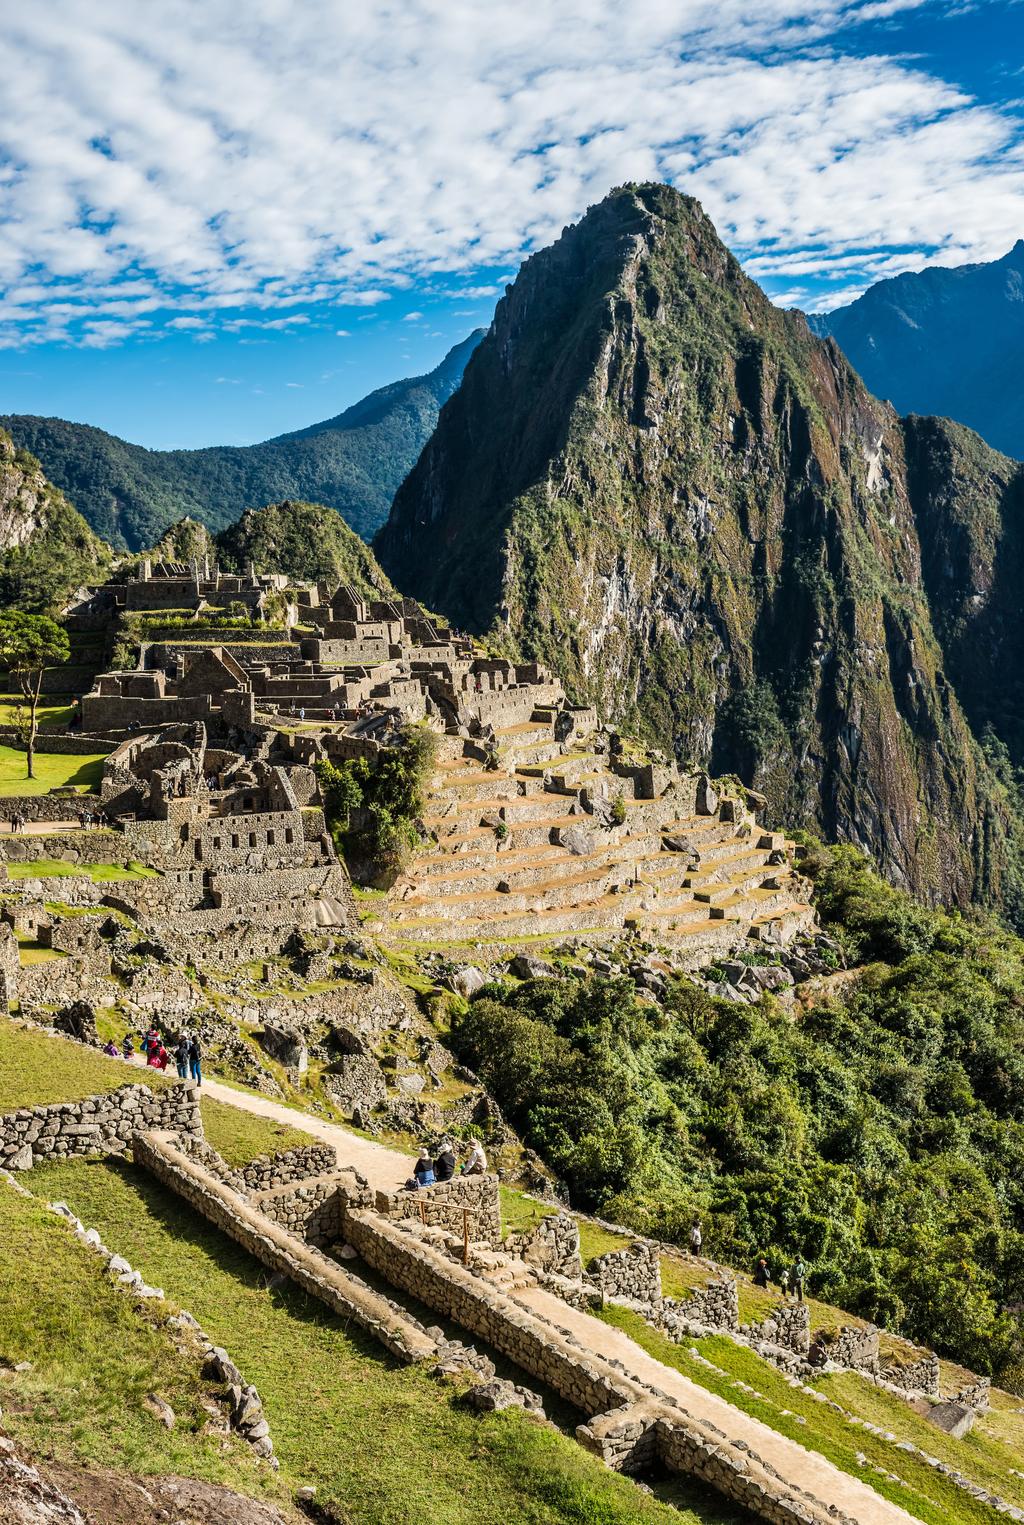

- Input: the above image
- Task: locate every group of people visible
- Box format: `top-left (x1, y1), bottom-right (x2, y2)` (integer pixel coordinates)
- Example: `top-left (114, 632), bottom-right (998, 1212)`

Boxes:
top-left (100, 1026), bottom-right (202, 1085)
top-left (5, 811), bottom-right (29, 833)
top-left (754, 1254), bottom-right (808, 1302)
top-left (688, 1219), bottom-right (808, 1301)
top-left (406, 1137), bottom-right (487, 1189)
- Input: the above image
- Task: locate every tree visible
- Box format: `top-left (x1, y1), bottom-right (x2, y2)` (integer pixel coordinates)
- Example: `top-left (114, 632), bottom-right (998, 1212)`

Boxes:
top-left (0, 612), bottom-right (70, 779)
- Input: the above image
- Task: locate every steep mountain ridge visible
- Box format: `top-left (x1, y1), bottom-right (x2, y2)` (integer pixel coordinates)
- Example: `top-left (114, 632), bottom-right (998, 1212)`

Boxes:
top-left (0, 430), bottom-right (110, 612)
top-left (1, 332), bottom-right (483, 550)
top-left (811, 242), bottom-right (1024, 459)
top-left (378, 183), bottom-right (1024, 914)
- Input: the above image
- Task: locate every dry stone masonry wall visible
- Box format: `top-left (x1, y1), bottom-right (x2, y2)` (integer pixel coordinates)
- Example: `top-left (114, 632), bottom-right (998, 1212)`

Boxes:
top-left (0, 1082), bottom-right (201, 1171)
top-left (586, 1240), bottom-right (662, 1302)
top-left (373, 1173), bottom-right (502, 1245)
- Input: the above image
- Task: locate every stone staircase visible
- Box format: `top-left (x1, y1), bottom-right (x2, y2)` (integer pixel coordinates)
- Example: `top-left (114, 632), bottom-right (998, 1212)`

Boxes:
top-left (371, 716), bottom-right (815, 965)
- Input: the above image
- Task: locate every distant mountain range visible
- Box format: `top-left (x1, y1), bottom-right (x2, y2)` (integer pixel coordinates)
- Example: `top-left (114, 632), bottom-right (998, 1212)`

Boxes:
top-left (1, 331), bottom-right (483, 550)
top-left (810, 242), bottom-right (1024, 459)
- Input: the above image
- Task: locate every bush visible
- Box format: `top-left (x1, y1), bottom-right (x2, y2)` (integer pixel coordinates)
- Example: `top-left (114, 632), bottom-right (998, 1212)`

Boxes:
top-left (316, 724), bottom-right (438, 881)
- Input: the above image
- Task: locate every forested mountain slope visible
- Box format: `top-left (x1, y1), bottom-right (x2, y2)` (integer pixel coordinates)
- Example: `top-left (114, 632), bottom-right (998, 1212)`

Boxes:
top-left (811, 243), bottom-right (1024, 459)
top-left (1, 331), bottom-right (483, 549)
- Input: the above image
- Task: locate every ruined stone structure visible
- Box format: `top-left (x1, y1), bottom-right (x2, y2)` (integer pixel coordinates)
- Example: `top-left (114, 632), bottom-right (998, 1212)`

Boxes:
top-left (0, 1081), bottom-right (201, 1171)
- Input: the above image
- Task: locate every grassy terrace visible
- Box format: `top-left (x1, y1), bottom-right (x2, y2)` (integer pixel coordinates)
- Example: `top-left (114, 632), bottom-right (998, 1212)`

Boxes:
top-left (6, 859), bottom-right (157, 881)
top-left (19, 1155), bottom-right (747, 1525)
top-left (0, 744), bottom-right (109, 796)
top-left (0, 1016), bottom-right (173, 1110)
top-left (599, 1308), bottom-right (1018, 1525)
top-left (0, 695), bottom-right (77, 731)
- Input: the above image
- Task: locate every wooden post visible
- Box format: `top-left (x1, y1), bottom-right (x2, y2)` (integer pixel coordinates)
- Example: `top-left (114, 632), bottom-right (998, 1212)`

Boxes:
top-left (463, 1207), bottom-right (470, 1266)
top-left (418, 1198), bottom-right (426, 1227)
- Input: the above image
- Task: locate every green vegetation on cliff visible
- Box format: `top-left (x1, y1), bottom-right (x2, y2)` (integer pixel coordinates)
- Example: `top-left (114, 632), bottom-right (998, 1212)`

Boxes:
top-left (1, 333), bottom-right (482, 550)
top-left (450, 844), bottom-right (1024, 1384)
top-left (0, 431), bottom-right (110, 613)
top-left (377, 183), bottom-right (1024, 923)
top-left (216, 498), bottom-right (396, 596)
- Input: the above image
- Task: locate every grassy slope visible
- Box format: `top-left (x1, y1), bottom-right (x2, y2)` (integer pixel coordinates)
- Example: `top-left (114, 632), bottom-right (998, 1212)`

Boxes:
top-left (0, 1017), bottom-right (172, 1109)
top-left (0, 745), bottom-right (108, 795)
top-left (25, 1156), bottom-right (746, 1525)
top-left (199, 1095), bottom-right (314, 1167)
top-left (0, 696), bottom-right (77, 730)
top-left (0, 1184), bottom-right (276, 1504)
top-left (600, 1308), bottom-right (1013, 1525)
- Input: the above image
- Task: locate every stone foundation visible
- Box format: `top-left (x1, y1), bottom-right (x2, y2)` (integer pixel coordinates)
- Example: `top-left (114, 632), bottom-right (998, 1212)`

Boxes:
top-left (506, 1211), bottom-right (582, 1279)
top-left (587, 1240), bottom-right (661, 1302)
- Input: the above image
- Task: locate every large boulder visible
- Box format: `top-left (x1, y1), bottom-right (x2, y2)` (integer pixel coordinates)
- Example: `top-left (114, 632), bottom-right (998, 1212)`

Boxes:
top-left (510, 954), bottom-right (555, 981)
top-left (257, 1024), bottom-right (308, 1074)
top-left (449, 966), bottom-right (486, 998)
top-left (924, 1401), bottom-right (975, 1440)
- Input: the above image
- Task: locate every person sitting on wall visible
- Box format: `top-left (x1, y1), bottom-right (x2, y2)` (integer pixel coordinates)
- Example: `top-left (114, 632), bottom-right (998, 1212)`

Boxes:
top-left (461, 1138), bottom-right (487, 1176)
top-left (434, 1140), bottom-right (456, 1183)
top-left (405, 1148), bottom-right (435, 1190)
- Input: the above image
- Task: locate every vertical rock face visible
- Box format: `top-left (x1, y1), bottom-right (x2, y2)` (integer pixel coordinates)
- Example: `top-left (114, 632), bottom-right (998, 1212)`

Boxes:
top-left (0, 429), bottom-right (110, 610)
top-left (377, 182), bottom-right (1024, 912)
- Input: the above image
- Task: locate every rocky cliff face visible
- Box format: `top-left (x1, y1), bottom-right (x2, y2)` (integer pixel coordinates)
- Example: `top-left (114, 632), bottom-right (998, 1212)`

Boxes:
top-left (0, 430), bottom-right (110, 612)
top-left (377, 183), bottom-right (1024, 913)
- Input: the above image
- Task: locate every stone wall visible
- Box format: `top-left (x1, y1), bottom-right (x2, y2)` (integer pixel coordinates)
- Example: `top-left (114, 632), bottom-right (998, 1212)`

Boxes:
top-left (133, 1130), bottom-right (434, 1363)
top-left (657, 1278), bottom-right (740, 1334)
top-left (345, 1210), bottom-right (846, 1525)
top-left (251, 1170), bottom-right (369, 1244)
top-left (950, 1377), bottom-right (990, 1413)
top-left (0, 923), bottom-right (18, 1011)
top-left (374, 1173), bottom-right (502, 1246)
top-left (505, 1211), bottom-right (582, 1279)
top-left (810, 1325), bottom-right (878, 1371)
top-left (0, 1082), bottom-right (201, 1170)
top-left (228, 1143), bottom-right (338, 1194)
top-left (587, 1240), bottom-right (661, 1302)
top-left (741, 1302), bottom-right (811, 1357)
top-left (878, 1351), bottom-right (940, 1398)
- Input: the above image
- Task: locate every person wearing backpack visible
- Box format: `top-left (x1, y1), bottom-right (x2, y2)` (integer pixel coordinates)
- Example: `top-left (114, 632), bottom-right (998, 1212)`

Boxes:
top-left (188, 1034), bottom-right (202, 1087)
top-left (688, 1218), bottom-right (703, 1256)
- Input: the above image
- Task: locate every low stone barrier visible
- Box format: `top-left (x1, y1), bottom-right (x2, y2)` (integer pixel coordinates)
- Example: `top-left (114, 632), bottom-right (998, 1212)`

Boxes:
top-left (374, 1173), bottom-right (502, 1246)
top-left (228, 1143), bottom-right (338, 1194)
top-left (251, 1170), bottom-right (368, 1244)
top-left (654, 1278), bottom-right (740, 1334)
top-left (587, 1240), bottom-right (661, 1302)
top-left (810, 1324), bottom-right (878, 1371)
top-left (345, 1210), bottom-right (850, 1525)
top-left (879, 1350), bottom-right (940, 1398)
top-left (0, 1082), bottom-right (200, 1170)
top-left (505, 1211), bottom-right (582, 1278)
top-left (742, 1302), bottom-right (811, 1357)
top-left (133, 1130), bottom-right (433, 1364)
top-left (951, 1376), bottom-right (991, 1413)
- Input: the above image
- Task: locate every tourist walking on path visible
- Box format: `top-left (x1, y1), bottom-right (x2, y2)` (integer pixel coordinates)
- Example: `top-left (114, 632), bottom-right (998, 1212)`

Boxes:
top-left (753, 1255), bottom-right (772, 1289)
top-left (175, 1036), bottom-right (190, 1080)
top-left (188, 1034), bottom-right (202, 1086)
top-left (142, 1026), bottom-right (160, 1059)
top-left (779, 1266), bottom-right (791, 1299)
top-left (148, 1042), bottom-right (169, 1071)
top-left (688, 1218), bottom-right (703, 1255)
top-left (792, 1256), bottom-right (807, 1302)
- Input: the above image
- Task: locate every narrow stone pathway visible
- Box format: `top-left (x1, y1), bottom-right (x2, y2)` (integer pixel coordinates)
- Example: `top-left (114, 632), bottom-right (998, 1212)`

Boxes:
top-left (196, 1076), bottom-right (919, 1525)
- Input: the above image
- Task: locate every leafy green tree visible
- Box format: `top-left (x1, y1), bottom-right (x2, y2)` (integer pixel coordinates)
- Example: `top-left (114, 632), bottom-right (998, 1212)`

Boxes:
top-left (0, 612), bottom-right (70, 778)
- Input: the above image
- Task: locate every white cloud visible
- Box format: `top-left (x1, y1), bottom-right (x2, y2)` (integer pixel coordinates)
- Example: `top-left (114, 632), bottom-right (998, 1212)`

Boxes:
top-left (402, 311), bottom-right (424, 321)
top-left (0, 0), bottom-right (1020, 341)
top-left (335, 328), bottom-right (351, 337)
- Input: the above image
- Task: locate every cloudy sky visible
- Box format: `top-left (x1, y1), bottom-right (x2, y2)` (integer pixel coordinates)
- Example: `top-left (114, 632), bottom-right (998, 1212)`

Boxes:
top-left (0, 0), bottom-right (1021, 446)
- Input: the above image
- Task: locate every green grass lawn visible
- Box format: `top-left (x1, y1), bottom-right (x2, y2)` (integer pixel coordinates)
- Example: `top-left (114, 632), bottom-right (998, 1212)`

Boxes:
top-left (0, 695), bottom-right (77, 731)
top-left (199, 1095), bottom-right (315, 1166)
top-left (6, 859), bottom-right (157, 881)
top-left (500, 1184), bottom-right (558, 1238)
top-left (0, 1016), bottom-right (171, 1112)
top-left (0, 1183), bottom-right (276, 1505)
top-left (0, 744), bottom-right (109, 796)
top-left (25, 1155), bottom-right (750, 1525)
top-left (599, 1306), bottom-right (1010, 1525)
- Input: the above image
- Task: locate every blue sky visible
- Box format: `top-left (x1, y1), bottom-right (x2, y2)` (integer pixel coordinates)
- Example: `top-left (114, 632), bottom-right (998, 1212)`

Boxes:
top-left (0, 0), bottom-right (1021, 449)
